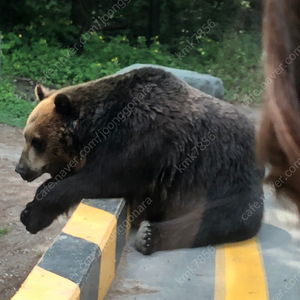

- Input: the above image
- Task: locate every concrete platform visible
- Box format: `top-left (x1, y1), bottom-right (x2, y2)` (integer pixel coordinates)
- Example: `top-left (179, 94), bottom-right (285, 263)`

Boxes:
top-left (106, 186), bottom-right (300, 300)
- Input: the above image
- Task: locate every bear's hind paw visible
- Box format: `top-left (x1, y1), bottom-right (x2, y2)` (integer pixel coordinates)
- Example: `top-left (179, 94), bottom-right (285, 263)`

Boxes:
top-left (134, 221), bottom-right (157, 255)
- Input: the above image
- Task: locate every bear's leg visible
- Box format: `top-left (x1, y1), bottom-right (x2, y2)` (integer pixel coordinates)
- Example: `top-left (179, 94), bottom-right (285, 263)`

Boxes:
top-left (20, 170), bottom-right (106, 233)
top-left (134, 189), bottom-right (263, 255)
top-left (134, 204), bottom-right (205, 255)
top-left (191, 188), bottom-right (264, 247)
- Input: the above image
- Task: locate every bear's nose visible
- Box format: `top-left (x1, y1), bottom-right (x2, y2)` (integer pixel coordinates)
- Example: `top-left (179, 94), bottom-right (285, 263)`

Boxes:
top-left (15, 164), bottom-right (26, 176)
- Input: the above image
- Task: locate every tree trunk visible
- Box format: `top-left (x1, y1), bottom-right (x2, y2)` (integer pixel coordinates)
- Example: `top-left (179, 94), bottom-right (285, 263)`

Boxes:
top-left (71, 0), bottom-right (96, 50)
top-left (148, 0), bottom-right (161, 45)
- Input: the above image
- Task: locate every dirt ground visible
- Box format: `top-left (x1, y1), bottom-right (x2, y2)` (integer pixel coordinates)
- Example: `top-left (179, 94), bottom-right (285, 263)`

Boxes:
top-left (0, 103), bottom-right (295, 300)
top-left (0, 124), bottom-right (70, 299)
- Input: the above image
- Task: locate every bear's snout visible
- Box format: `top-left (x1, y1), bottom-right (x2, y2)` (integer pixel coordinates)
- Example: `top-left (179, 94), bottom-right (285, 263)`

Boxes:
top-left (15, 162), bottom-right (39, 182)
top-left (15, 163), bottom-right (27, 177)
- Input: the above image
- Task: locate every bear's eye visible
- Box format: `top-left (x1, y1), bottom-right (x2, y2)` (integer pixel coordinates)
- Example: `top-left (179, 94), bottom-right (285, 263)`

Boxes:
top-left (31, 138), bottom-right (47, 153)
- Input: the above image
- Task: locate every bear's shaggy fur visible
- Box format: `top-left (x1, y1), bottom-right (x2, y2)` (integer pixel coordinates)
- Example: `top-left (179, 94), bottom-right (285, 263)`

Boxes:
top-left (17, 67), bottom-right (264, 255)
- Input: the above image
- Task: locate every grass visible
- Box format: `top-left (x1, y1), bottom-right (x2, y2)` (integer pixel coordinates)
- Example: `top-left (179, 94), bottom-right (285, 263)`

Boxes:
top-left (36, 251), bottom-right (44, 258)
top-left (0, 79), bottom-right (35, 127)
top-left (0, 228), bottom-right (10, 237)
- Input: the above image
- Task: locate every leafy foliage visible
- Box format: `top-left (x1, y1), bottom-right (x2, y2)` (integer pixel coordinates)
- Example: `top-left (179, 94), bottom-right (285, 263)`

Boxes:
top-left (0, 0), bottom-right (263, 127)
top-left (0, 80), bottom-right (35, 127)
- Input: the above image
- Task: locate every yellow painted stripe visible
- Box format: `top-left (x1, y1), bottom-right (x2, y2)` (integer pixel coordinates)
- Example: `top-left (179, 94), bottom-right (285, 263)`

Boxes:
top-left (62, 203), bottom-right (117, 300)
top-left (215, 238), bottom-right (269, 300)
top-left (215, 245), bottom-right (226, 300)
top-left (98, 223), bottom-right (116, 300)
top-left (62, 203), bottom-right (117, 247)
top-left (11, 266), bottom-right (80, 300)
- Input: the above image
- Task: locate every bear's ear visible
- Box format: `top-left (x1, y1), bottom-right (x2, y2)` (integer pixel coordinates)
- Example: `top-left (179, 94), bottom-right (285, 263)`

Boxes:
top-left (34, 84), bottom-right (51, 101)
top-left (54, 93), bottom-right (72, 115)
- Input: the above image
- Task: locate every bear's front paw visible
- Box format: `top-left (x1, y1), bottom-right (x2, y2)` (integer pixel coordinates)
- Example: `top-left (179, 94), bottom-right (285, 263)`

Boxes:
top-left (20, 201), bottom-right (57, 234)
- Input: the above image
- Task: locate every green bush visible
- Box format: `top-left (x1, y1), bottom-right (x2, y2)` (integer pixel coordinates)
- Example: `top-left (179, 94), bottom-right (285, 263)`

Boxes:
top-left (1, 32), bottom-right (190, 86)
top-left (170, 30), bottom-right (263, 102)
top-left (0, 80), bottom-right (35, 127)
top-left (207, 30), bottom-right (264, 102)
top-left (0, 29), bottom-right (263, 127)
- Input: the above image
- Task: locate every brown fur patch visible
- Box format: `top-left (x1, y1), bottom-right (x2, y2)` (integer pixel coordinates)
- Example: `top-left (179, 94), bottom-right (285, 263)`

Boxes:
top-left (257, 0), bottom-right (300, 212)
top-left (21, 94), bottom-right (84, 178)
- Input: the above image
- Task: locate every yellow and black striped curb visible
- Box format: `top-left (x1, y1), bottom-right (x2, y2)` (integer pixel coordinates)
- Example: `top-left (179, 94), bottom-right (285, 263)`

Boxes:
top-left (12, 198), bottom-right (129, 300)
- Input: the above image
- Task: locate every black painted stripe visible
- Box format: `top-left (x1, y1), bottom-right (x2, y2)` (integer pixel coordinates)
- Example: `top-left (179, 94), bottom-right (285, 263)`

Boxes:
top-left (38, 232), bottom-right (101, 300)
top-left (82, 198), bottom-right (125, 215)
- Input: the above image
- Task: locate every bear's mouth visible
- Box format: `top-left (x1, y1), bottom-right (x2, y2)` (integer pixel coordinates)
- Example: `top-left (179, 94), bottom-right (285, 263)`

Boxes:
top-left (25, 176), bottom-right (37, 182)
top-left (21, 172), bottom-right (41, 182)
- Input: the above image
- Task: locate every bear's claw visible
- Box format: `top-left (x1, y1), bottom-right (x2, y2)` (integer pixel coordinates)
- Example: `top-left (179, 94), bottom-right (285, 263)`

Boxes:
top-left (134, 221), bottom-right (156, 255)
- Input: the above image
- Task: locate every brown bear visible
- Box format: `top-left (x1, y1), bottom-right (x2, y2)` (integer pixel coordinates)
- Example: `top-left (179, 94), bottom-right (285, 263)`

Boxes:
top-left (16, 67), bottom-right (264, 255)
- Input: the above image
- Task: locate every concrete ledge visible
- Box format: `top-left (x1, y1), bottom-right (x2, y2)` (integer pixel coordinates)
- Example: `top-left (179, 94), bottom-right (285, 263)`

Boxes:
top-left (11, 198), bottom-right (129, 300)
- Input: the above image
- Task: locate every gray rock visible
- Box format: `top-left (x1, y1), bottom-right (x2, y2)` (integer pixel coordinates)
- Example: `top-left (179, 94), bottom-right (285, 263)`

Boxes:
top-left (116, 63), bottom-right (224, 99)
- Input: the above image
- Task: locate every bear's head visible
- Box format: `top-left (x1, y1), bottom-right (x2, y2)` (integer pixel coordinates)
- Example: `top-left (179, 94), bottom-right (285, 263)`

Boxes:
top-left (15, 85), bottom-right (85, 182)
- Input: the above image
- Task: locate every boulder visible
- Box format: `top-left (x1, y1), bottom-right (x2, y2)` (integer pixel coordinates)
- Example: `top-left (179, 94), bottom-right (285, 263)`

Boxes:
top-left (116, 64), bottom-right (224, 99)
